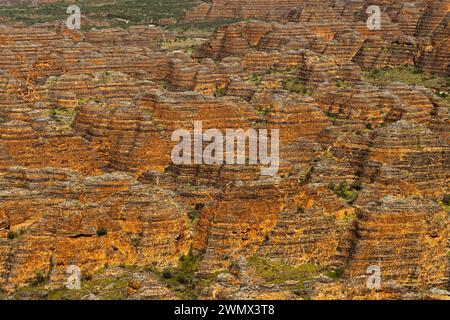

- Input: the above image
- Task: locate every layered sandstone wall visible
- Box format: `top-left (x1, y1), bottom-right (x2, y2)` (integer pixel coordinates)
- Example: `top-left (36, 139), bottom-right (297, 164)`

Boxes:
top-left (0, 1), bottom-right (448, 300)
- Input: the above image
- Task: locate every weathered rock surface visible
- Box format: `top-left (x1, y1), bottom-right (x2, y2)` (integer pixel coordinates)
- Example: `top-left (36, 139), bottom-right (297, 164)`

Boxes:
top-left (189, 1), bottom-right (450, 76)
top-left (0, 0), bottom-right (448, 300)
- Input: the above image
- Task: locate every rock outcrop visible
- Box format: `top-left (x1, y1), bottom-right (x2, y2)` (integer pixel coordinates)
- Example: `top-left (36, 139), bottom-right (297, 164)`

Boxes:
top-left (0, 0), bottom-right (448, 300)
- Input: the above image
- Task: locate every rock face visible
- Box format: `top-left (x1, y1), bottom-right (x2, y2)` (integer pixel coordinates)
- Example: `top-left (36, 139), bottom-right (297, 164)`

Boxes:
top-left (0, 0), bottom-right (449, 300)
top-left (346, 196), bottom-right (448, 290)
top-left (0, 167), bottom-right (190, 290)
top-left (189, 0), bottom-right (450, 76)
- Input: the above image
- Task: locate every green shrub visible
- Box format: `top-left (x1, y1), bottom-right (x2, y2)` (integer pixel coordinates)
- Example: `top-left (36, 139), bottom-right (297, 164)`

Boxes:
top-left (214, 87), bottom-right (225, 97)
top-left (7, 230), bottom-right (18, 240)
top-left (159, 252), bottom-right (204, 299)
top-left (442, 195), bottom-right (450, 206)
top-left (329, 182), bottom-right (360, 204)
top-left (31, 270), bottom-right (47, 286)
top-left (188, 209), bottom-right (200, 221)
top-left (325, 112), bottom-right (338, 123)
top-left (350, 181), bottom-right (363, 191)
top-left (96, 226), bottom-right (108, 237)
top-left (326, 267), bottom-right (344, 279)
top-left (188, 203), bottom-right (204, 222)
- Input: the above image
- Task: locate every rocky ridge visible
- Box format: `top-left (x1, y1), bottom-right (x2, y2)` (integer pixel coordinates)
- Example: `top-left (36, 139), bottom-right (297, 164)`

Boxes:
top-left (0, 0), bottom-right (448, 300)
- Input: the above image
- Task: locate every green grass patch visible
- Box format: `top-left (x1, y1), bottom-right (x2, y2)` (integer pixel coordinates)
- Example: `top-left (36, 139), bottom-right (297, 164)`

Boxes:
top-left (49, 106), bottom-right (77, 127)
top-left (282, 78), bottom-right (310, 95)
top-left (364, 65), bottom-right (450, 102)
top-left (248, 256), bottom-right (319, 286)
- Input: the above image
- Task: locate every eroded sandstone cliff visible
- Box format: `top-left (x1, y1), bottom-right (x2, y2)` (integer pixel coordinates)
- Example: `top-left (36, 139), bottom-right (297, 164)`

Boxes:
top-left (0, 0), bottom-right (448, 300)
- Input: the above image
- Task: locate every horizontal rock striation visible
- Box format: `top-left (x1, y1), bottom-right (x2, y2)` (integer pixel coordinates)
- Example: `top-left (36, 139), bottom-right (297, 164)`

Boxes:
top-left (0, 0), bottom-right (448, 300)
top-left (346, 196), bottom-right (448, 290)
top-left (0, 167), bottom-right (190, 291)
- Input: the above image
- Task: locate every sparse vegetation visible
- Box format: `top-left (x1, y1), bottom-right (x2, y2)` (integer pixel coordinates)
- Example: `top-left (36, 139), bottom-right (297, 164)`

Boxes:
top-left (298, 166), bottom-right (313, 184)
top-left (437, 194), bottom-right (450, 211)
top-left (364, 65), bottom-right (450, 103)
top-left (343, 211), bottom-right (357, 221)
top-left (325, 112), bottom-right (338, 123)
top-left (158, 252), bottom-right (209, 299)
top-left (282, 78), bottom-right (310, 95)
top-left (142, 108), bottom-right (154, 118)
top-left (248, 256), bottom-right (319, 286)
top-left (332, 79), bottom-right (351, 89)
top-left (328, 181), bottom-right (361, 204)
top-left (1, 0), bottom-right (448, 303)
top-left (0, 0), bottom-right (201, 29)
top-left (31, 270), bottom-right (47, 287)
top-left (167, 18), bottom-right (244, 33)
top-left (188, 209), bottom-right (200, 221)
top-left (157, 80), bottom-right (170, 90)
top-left (160, 36), bottom-right (203, 54)
top-left (255, 106), bottom-right (273, 118)
top-left (326, 267), bottom-right (344, 279)
top-left (247, 73), bottom-right (262, 85)
top-left (214, 87), bottom-right (225, 97)
top-left (188, 203), bottom-right (204, 224)
top-left (6, 228), bottom-right (26, 240)
top-left (155, 122), bottom-right (166, 132)
top-left (78, 97), bottom-right (90, 104)
top-left (0, 0), bottom-right (244, 41)
top-left (46, 268), bottom-right (129, 300)
top-left (442, 195), bottom-right (450, 206)
top-left (49, 106), bottom-right (77, 126)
